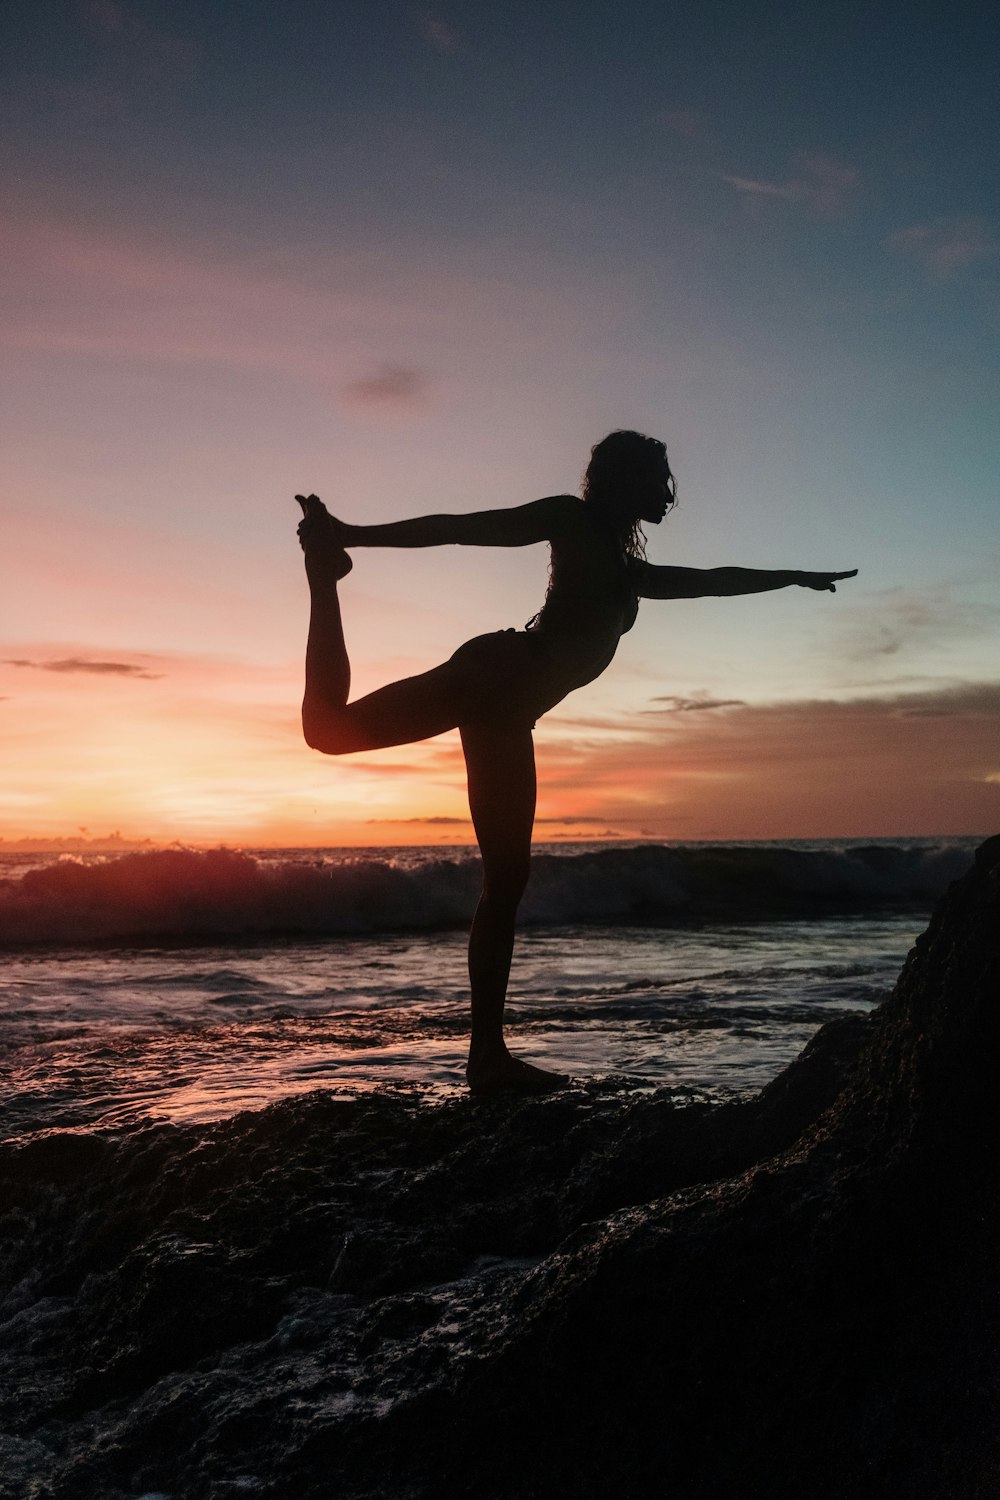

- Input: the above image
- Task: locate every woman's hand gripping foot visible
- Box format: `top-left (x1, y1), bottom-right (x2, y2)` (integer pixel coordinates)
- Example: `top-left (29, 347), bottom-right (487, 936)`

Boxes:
top-left (295, 493), bottom-right (353, 580)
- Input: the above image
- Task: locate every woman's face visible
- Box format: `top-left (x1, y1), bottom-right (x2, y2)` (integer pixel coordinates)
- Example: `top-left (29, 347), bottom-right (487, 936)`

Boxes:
top-left (630, 458), bottom-right (674, 525)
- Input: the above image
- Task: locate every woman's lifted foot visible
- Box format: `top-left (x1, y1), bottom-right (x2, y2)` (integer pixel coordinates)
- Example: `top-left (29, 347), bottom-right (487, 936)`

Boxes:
top-left (466, 1046), bottom-right (570, 1097)
top-left (295, 493), bottom-right (353, 580)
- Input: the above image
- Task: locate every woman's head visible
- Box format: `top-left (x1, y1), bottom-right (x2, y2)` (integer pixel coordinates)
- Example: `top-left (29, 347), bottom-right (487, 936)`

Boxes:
top-left (584, 430), bottom-right (677, 526)
top-left (583, 431), bottom-right (677, 559)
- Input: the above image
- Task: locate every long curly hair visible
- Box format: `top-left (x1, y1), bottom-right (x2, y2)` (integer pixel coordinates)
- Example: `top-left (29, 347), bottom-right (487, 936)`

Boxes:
top-left (583, 429), bottom-right (678, 561)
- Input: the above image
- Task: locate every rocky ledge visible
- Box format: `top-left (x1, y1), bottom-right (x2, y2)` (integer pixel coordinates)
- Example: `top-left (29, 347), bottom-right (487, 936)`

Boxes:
top-left (1, 838), bottom-right (998, 1499)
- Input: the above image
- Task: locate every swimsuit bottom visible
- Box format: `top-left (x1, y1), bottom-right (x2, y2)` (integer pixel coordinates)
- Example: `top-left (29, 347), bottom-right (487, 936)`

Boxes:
top-left (447, 629), bottom-right (564, 729)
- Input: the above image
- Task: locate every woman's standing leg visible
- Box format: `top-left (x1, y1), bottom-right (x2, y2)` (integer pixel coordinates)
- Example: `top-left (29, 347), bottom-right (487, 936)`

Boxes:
top-left (462, 720), bottom-right (568, 1094)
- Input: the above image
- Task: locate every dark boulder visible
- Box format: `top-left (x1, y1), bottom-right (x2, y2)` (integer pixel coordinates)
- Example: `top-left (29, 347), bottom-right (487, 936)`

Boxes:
top-left (419, 834), bottom-right (1000, 1498)
top-left (2, 839), bottom-right (997, 1500)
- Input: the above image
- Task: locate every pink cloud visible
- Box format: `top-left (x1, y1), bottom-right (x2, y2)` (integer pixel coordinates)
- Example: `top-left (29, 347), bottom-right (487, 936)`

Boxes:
top-left (3, 656), bottom-right (162, 679)
top-left (529, 681), bottom-right (1000, 837)
top-left (339, 365), bottom-right (429, 411)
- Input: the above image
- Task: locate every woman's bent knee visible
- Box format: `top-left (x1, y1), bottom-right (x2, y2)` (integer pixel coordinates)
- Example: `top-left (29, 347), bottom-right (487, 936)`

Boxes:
top-left (302, 708), bottom-right (358, 755)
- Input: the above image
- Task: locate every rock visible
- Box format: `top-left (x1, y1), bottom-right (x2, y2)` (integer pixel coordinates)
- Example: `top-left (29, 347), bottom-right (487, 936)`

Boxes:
top-left (417, 834), bottom-right (1000, 1499)
top-left (1, 839), bottom-right (997, 1499)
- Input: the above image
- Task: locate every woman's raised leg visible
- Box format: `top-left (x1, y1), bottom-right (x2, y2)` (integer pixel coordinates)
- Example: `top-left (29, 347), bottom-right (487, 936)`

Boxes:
top-left (462, 720), bottom-right (569, 1095)
top-left (299, 498), bottom-right (467, 753)
top-left (300, 500), bottom-right (353, 738)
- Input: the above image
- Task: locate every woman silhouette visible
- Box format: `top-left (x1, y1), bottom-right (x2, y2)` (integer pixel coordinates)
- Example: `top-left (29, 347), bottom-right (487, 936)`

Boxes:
top-left (296, 430), bottom-right (856, 1094)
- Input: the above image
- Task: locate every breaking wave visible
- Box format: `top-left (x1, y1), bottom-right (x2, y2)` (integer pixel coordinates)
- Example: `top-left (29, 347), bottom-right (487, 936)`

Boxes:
top-left (0, 841), bottom-right (978, 946)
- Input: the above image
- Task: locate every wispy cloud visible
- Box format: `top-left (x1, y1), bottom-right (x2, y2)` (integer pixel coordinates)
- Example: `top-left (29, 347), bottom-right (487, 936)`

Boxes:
top-left (831, 585), bottom-right (1000, 666)
top-left (535, 815), bottom-right (609, 825)
top-left (416, 11), bottom-right (460, 54)
top-left (649, 694), bottom-right (746, 713)
top-left (720, 153), bottom-right (857, 217)
top-left (339, 364), bottom-right (429, 410)
top-left (887, 216), bottom-right (995, 277)
top-left (3, 656), bottom-right (162, 679)
top-left (366, 814), bottom-right (467, 824)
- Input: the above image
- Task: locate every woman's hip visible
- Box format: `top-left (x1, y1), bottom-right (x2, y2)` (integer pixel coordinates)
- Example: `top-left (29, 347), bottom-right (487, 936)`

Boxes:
top-left (448, 629), bottom-right (562, 727)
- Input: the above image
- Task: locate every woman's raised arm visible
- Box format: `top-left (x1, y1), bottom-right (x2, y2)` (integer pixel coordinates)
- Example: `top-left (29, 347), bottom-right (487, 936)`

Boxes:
top-left (307, 494), bottom-right (579, 550)
top-left (632, 562), bottom-right (858, 599)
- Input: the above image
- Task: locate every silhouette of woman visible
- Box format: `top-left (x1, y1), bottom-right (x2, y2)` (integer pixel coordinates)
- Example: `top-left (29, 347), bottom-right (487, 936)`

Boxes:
top-left (296, 430), bottom-right (856, 1095)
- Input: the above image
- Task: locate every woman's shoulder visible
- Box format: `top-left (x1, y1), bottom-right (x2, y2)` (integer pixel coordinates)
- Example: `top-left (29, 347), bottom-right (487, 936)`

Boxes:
top-left (535, 494), bottom-right (585, 536)
top-left (538, 493), bottom-right (583, 512)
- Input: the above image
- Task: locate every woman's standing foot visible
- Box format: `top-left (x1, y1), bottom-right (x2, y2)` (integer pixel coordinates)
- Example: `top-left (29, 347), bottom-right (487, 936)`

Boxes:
top-left (466, 1046), bottom-right (570, 1096)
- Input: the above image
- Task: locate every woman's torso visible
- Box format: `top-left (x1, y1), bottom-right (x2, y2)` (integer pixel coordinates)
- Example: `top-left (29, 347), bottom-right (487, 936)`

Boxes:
top-left (527, 498), bottom-right (640, 698)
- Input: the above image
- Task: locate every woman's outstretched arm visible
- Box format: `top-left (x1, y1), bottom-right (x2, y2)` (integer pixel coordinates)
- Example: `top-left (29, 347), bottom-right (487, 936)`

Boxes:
top-left (632, 562), bottom-right (858, 599)
top-left (301, 494), bottom-right (578, 550)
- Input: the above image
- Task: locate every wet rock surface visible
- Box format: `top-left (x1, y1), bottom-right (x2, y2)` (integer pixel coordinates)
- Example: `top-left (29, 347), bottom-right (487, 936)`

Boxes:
top-left (2, 838), bottom-right (998, 1499)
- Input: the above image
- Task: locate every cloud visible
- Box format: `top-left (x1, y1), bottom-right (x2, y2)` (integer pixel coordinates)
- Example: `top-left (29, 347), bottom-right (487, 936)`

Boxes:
top-left (649, 694), bottom-right (746, 713)
top-left (3, 656), bottom-right (162, 679)
top-left (886, 216), bottom-right (995, 277)
top-left (339, 364), bottom-right (429, 410)
top-left (416, 11), bottom-right (460, 53)
top-left (832, 585), bottom-right (1000, 666)
top-left (720, 153), bottom-right (857, 217)
top-left (366, 814), bottom-right (468, 824)
top-left (535, 815), bottom-right (609, 825)
top-left (529, 680), bottom-right (1000, 838)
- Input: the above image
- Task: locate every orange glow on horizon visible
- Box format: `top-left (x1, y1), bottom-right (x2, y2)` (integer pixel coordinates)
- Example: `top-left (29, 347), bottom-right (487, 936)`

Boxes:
top-left (2, 642), bottom-right (997, 847)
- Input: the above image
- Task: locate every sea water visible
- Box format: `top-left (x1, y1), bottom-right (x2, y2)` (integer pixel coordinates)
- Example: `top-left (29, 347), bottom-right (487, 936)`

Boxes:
top-left (0, 839), bottom-right (978, 1141)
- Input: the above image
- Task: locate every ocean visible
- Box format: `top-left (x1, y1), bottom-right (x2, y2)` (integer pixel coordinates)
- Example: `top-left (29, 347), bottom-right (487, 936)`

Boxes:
top-left (0, 838), bottom-right (976, 1143)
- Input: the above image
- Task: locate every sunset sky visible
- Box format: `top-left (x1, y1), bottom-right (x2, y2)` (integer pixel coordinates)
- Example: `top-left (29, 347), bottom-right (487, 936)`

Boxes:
top-left (2, 0), bottom-right (998, 845)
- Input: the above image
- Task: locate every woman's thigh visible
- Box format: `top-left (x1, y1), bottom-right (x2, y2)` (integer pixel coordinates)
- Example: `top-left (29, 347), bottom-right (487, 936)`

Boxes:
top-left (331, 631), bottom-right (550, 752)
top-left (331, 660), bottom-right (465, 750)
top-left (461, 718), bottom-right (536, 890)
